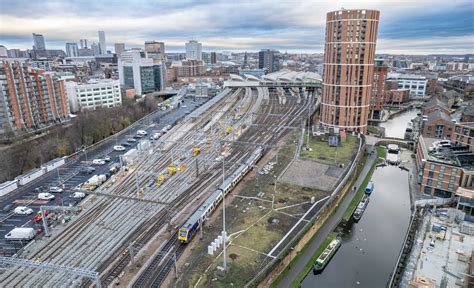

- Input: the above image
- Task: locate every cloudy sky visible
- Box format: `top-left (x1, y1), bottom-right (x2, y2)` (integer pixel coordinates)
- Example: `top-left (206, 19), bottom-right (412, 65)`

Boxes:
top-left (0, 0), bottom-right (473, 54)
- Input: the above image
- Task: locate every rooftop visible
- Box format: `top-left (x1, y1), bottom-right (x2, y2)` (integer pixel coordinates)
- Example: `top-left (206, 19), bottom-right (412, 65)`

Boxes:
top-left (419, 136), bottom-right (474, 169)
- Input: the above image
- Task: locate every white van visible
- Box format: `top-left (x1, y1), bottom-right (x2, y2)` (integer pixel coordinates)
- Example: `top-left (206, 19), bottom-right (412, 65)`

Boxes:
top-left (92, 159), bottom-right (106, 165)
top-left (5, 227), bottom-right (36, 240)
top-left (137, 130), bottom-right (148, 136)
top-left (14, 206), bottom-right (34, 215)
top-left (38, 193), bottom-right (55, 200)
top-left (71, 192), bottom-right (86, 199)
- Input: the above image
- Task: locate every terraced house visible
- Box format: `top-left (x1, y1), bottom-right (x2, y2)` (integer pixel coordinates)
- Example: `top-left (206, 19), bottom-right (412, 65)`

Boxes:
top-left (0, 59), bottom-right (69, 138)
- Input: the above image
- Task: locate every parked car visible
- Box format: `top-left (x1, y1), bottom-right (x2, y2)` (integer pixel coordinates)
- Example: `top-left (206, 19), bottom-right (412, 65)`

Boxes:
top-left (92, 159), bottom-right (106, 165)
top-left (71, 192), bottom-right (86, 199)
top-left (127, 138), bottom-right (137, 142)
top-left (34, 186), bottom-right (47, 193)
top-left (49, 186), bottom-right (63, 193)
top-left (38, 193), bottom-right (55, 200)
top-left (79, 166), bottom-right (96, 174)
top-left (137, 129), bottom-right (148, 136)
top-left (14, 206), bottom-right (33, 215)
top-left (121, 142), bottom-right (131, 147)
top-left (102, 155), bottom-right (111, 162)
top-left (2, 204), bottom-right (14, 213)
top-left (113, 145), bottom-right (125, 151)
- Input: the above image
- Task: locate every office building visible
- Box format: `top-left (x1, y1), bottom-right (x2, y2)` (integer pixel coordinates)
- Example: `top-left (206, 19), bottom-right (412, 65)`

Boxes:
top-left (66, 79), bottom-right (121, 112)
top-left (171, 60), bottom-right (205, 78)
top-left (145, 41), bottom-right (165, 60)
top-left (370, 59), bottom-right (388, 120)
top-left (114, 43), bottom-right (125, 57)
top-left (258, 49), bottom-right (280, 73)
top-left (387, 73), bottom-right (427, 97)
top-left (65, 43), bottom-right (79, 57)
top-left (80, 39), bottom-right (88, 49)
top-left (202, 52), bottom-right (211, 66)
top-left (98, 31), bottom-right (106, 54)
top-left (32, 33), bottom-right (46, 50)
top-left (0, 60), bottom-right (69, 137)
top-left (118, 50), bottom-right (163, 95)
top-left (185, 40), bottom-right (202, 61)
top-left (320, 9), bottom-right (380, 133)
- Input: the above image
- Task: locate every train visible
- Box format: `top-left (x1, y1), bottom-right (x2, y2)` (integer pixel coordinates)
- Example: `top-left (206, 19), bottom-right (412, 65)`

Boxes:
top-left (178, 147), bottom-right (263, 243)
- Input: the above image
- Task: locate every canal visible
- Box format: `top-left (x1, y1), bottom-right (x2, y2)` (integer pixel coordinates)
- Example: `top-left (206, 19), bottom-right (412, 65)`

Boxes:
top-left (378, 109), bottom-right (419, 138)
top-left (300, 109), bottom-right (416, 287)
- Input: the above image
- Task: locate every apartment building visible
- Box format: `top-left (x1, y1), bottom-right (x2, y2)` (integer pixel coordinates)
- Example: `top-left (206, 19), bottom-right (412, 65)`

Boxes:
top-left (0, 59), bottom-right (69, 137)
top-left (66, 79), bottom-right (121, 112)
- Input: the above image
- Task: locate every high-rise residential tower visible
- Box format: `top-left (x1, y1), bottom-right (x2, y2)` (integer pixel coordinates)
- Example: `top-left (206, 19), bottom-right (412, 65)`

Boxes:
top-left (185, 40), bottom-right (202, 61)
top-left (320, 9), bottom-right (380, 133)
top-left (32, 33), bottom-right (46, 50)
top-left (80, 39), bottom-right (88, 49)
top-left (98, 31), bottom-right (106, 54)
top-left (258, 49), bottom-right (280, 73)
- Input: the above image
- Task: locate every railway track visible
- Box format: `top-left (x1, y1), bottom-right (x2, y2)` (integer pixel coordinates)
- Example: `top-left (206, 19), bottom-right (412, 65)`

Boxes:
top-left (131, 87), bottom-right (315, 287)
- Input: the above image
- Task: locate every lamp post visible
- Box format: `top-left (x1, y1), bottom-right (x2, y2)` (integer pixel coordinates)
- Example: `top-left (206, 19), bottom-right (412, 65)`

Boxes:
top-left (221, 155), bottom-right (227, 271)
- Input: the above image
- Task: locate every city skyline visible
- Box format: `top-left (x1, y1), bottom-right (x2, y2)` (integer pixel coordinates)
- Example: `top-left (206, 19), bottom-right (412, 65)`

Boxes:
top-left (0, 0), bottom-right (472, 55)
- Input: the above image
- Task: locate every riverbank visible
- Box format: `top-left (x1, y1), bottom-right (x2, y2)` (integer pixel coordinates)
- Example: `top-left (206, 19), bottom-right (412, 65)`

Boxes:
top-left (273, 145), bottom-right (376, 288)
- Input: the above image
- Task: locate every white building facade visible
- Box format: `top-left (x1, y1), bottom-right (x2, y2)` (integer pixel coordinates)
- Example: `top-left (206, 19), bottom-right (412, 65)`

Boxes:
top-left (66, 79), bottom-right (121, 112)
top-left (118, 50), bottom-right (156, 95)
top-left (65, 43), bottom-right (79, 57)
top-left (388, 73), bottom-right (428, 97)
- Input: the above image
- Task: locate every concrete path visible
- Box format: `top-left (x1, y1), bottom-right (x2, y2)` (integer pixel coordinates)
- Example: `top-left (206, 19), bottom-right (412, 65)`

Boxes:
top-left (276, 144), bottom-right (376, 288)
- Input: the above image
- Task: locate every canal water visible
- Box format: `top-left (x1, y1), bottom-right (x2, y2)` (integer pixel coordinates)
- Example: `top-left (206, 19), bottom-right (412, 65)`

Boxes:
top-left (300, 109), bottom-right (417, 287)
top-left (378, 109), bottom-right (419, 138)
top-left (301, 165), bottom-right (411, 288)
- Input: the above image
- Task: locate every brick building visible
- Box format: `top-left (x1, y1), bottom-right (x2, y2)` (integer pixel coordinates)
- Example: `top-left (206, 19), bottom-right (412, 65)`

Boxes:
top-left (320, 9), bottom-right (380, 133)
top-left (370, 59), bottom-right (387, 119)
top-left (421, 110), bottom-right (454, 139)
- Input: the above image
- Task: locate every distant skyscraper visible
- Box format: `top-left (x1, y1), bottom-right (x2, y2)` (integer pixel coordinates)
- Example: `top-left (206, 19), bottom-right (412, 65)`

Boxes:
top-left (145, 41), bottom-right (165, 60)
top-left (114, 43), bottom-right (125, 57)
top-left (65, 43), bottom-right (79, 57)
top-left (0, 46), bottom-right (8, 58)
top-left (32, 33), bottom-right (46, 50)
top-left (258, 49), bottom-right (280, 73)
top-left (210, 52), bottom-right (217, 64)
top-left (320, 9), bottom-right (380, 134)
top-left (185, 40), bottom-right (202, 61)
top-left (80, 39), bottom-right (88, 49)
top-left (91, 42), bottom-right (100, 56)
top-left (98, 31), bottom-right (106, 54)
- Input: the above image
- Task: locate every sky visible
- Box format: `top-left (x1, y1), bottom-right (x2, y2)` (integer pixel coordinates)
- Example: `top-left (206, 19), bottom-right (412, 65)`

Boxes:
top-left (0, 0), bottom-right (473, 55)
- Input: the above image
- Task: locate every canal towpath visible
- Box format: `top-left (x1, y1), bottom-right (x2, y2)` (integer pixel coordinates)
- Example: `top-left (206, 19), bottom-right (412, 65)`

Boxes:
top-left (276, 145), bottom-right (377, 288)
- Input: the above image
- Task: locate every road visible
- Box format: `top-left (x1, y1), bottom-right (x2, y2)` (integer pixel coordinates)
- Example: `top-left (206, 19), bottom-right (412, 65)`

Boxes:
top-left (0, 96), bottom-right (207, 256)
top-left (276, 145), bottom-right (376, 288)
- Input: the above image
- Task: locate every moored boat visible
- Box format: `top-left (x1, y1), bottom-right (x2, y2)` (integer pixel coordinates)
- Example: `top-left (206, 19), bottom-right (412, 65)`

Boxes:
top-left (365, 181), bottom-right (374, 195)
top-left (353, 194), bottom-right (370, 222)
top-left (313, 238), bottom-right (342, 273)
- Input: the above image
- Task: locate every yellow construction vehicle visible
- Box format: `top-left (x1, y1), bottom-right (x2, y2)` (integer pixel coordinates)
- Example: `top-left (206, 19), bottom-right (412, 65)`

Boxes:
top-left (193, 146), bottom-right (200, 156)
top-left (168, 165), bottom-right (177, 176)
top-left (156, 175), bottom-right (166, 186)
top-left (225, 126), bottom-right (232, 135)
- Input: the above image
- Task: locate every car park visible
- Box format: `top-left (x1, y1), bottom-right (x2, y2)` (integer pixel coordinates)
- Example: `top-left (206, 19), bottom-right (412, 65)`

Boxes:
top-left (113, 145), bottom-right (125, 151)
top-left (38, 193), bottom-right (55, 200)
top-left (49, 186), bottom-right (63, 193)
top-left (14, 206), bottom-right (33, 215)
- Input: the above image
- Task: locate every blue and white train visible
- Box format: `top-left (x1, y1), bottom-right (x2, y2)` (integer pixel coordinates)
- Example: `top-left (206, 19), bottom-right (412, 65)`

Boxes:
top-left (178, 147), bottom-right (263, 243)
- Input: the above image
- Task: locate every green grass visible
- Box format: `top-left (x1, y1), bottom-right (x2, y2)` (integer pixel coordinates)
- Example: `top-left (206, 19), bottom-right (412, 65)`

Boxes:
top-left (300, 135), bottom-right (357, 165)
top-left (342, 146), bottom-right (386, 221)
top-left (367, 126), bottom-right (379, 135)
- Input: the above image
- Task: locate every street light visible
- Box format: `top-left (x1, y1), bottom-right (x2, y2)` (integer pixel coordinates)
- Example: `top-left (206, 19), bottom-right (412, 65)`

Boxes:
top-left (221, 155), bottom-right (228, 271)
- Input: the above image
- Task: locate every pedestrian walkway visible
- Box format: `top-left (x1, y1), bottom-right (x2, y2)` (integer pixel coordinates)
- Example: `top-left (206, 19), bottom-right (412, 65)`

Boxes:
top-left (276, 145), bottom-right (377, 288)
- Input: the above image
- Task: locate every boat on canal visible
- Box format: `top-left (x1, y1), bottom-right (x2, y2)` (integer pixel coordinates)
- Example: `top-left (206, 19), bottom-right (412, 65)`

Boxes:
top-left (365, 181), bottom-right (374, 195)
top-left (313, 238), bottom-right (342, 273)
top-left (353, 194), bottom-right (370, 222)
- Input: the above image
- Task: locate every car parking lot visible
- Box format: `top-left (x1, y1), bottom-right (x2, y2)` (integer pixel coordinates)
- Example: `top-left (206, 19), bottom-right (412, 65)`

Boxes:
top-left (0, 96), bottom-right (207, 256)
